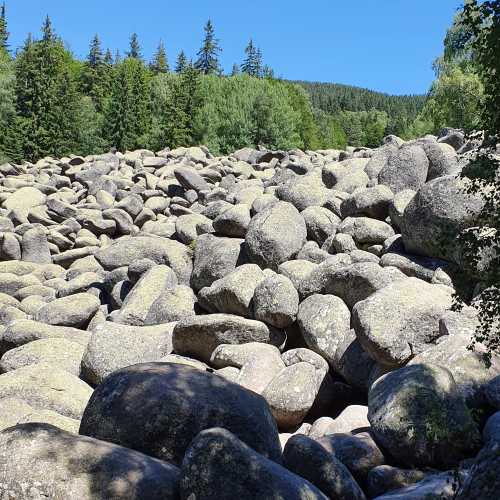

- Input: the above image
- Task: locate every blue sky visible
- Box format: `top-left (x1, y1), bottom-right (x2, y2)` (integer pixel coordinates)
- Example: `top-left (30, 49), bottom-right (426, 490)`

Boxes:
top-left (6, 0), bottom-right (463, 95)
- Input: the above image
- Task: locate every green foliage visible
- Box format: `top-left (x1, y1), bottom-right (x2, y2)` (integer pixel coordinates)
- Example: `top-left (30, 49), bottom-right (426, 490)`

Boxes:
top-left (80, 34), bottom-right (113, 113)
top-left (175, 50), bottom-right (187, 73)
top-left (0, 2), bottom-right (9, 52)
top-left (194, 20), bottom-right (221, 75)
top-left (148, 64), bottom-right (203, 150)
top-left (41, 15), bottom-right (55, 42)
top-left (419, 64), bottom-right (483, 133)
top-left (313, 109), bottom-right (348, 150)
top-left (241, 39), bottom-right (263, 77)
top-left (103, 57), bottom-right (150, 151)
top-left (12, 31), bottom-right (80, 161)
top-left (193, 74), bottom-right (308, 154)
top-left (0, 48), bottom-right (15, 161)
top-left (127, 33), bottom-right (142, 60)
top-left (453, 0), bottom-right (500, 361)
top-left (150, 40), bottom-right (169, 74)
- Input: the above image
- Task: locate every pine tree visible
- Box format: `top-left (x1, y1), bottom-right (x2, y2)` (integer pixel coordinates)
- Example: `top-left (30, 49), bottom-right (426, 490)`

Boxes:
top-left (150, 40), bottom-right (169, 74)
top-left (241, 39), bottom-right (259, 76)
top-left (127, 33), bottom-right (142, 60)
top-left (42, 15), bottom-right (55, 42)
top-left (114, 49), bottom-right (121, 65)
top-left (104, 48), bottom-right (113, 65)
top-left (158, 61), bottom-right (202, 147)
top-left (81, 34), bottom-right (111, 113)
top-left (87, 34), bottom-right (103, 67)
top-left (175, 50), bottom-right (187, 73)
top-left (104, 58), bottom-right (150, 151)
top-left (14, 26), bottom-right (80, 161)
top-left (194, 19), bottom-right (221, 75)
top-left (0, 2), bottom-right (9, 53)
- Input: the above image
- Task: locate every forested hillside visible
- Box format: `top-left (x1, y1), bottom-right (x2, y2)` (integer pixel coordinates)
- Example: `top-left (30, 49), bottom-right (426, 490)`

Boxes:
top-left (297, 81), bottom-right (426, 143)
top-left (0, 4), bottom-right (479, 163)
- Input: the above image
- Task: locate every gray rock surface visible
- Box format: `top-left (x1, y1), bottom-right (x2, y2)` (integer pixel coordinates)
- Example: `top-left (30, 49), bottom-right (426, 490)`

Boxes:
top-left (80, 362), bottom-right (282, 465)
top-left (0, 423), bottom-right (180, 500)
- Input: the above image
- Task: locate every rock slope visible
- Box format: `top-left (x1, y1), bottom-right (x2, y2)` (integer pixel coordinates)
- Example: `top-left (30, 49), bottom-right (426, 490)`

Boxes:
top-left (0, 131), bottom-right (499, 499)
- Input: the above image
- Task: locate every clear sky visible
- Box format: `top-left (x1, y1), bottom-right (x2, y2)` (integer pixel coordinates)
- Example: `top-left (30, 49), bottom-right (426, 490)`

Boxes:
top-left (6, 0), bottom-right (463, 95)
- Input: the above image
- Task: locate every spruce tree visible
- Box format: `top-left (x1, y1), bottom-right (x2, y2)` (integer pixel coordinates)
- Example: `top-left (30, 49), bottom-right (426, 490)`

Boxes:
top-left (87, 34), bottom-right (103, 67)
top-left (231, 63), bottom-right (240, 76)
top-left (127, 33), bottom-right (142, 59)
top-left (175, 50), bottom-right (187, 73)
top-left (14, 24), bottom-right (80, 161)
top-left (194, 19), bottom-right (221, 75)
top-left (104, 48), bottom-right (113, 65)
top-left (42, 15), bottom-right (55, 42)
top-left (159, 61), bottom-right (202, 147)
top-left (241, 39), bottom-right (257, 76)
top-left (114, 49), bottom-right (121, 65)
top-left (0, 2), bottom-right (9, 53)
top-left (81, 34), bottom-right (111, 112)
top-left (104, 58), bottom-right (150, 151)
top-left (150, 40), bottom-right (169, 74)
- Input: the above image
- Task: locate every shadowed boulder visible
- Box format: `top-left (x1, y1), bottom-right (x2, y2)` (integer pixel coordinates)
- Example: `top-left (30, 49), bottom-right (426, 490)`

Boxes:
top-left (79, 362), bottom-right (282, 466)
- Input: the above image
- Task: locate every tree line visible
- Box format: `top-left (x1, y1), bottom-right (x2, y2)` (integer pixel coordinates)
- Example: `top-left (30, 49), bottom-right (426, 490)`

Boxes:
top-left (0, 5), bottom-right (483, 164)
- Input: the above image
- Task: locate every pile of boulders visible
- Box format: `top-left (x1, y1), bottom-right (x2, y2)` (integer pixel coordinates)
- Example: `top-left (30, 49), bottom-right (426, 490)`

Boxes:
top-left (0, 128), bottom-right (499, 499)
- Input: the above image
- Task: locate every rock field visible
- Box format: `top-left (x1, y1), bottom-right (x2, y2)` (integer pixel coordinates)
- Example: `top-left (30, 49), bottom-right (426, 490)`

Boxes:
top-left (0, 128), bottom-right (499, 498)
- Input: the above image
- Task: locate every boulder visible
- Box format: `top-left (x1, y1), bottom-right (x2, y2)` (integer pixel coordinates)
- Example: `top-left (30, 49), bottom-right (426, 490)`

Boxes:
top-left (197, 264), bottom-right (264, 317)
top-left (388, 189), bottom-right (415, 230)
top-left (276, 174), bottom-right (329, 211)
top-left (283, 434), bottom-right (366, 500)
top-left (0, 338), bottom-right (85, 376)
top-left (456, 441), bottom-right (500, 499)
top-left (341, 185), bottom-right (393, 220)
top-left (262, 360), bottom-right (326, 430)
top-left (190, 234), bottom-right (246, 291)
top-left (297, 294), bottom-right (351, 365)
top-left (245, 201), bottom-right (307, 270)
top-left (422, 140), bottom-right (460, 181)
top-left (368, 363), bottom-right (480, 468)
top-left (212, 203), bottom-right (251, 237)
top-left (316, 432), bottom-right (386, 485)
top-left (0, 319), bottom-right (90, 352)
top-left (301, 206), bottom-right (340, 246)
top-left (79, 362), bottom-right (282, 465)
top-left (113, 265), bottom-right (178, 326)
top-left (0, 397), bottom-right (79, 434)
top-left (95, 236), bottom-right (192, 284)
top-left (378, 144), bottom-right (429, 193)
top-left (353, 278), bottom-right (453, 367)
top-left (0, 362), bottom-right (92, 419)
top-left (400, 175), bottom-right (484, 263)
top-left (315, 262), bottom-right (404, 309)
top-left (34, 293), bottom-right (100, 328)
top-left (338, 217), bottom-right (395, 245)
top-left (172, 314), bottom-right (284, 363)
top-left (366, 465), bottom-right (427, 498)
top-left (2, 186), bottom-right (46, 211)
top-left (0, 423), bottom-right (180, 500)
top-left (21, 226), bottom-right (52, 264)
top-left (253, 273), bottom-right (299, 328)
top-left (180, 428), bottom-right (327, 500)
top-left (409, 334), bottom-right (500, 407)
top-left (81, 321), bottom-right (175, 385)
top-left (145, 285), bottom-right (197, 323)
